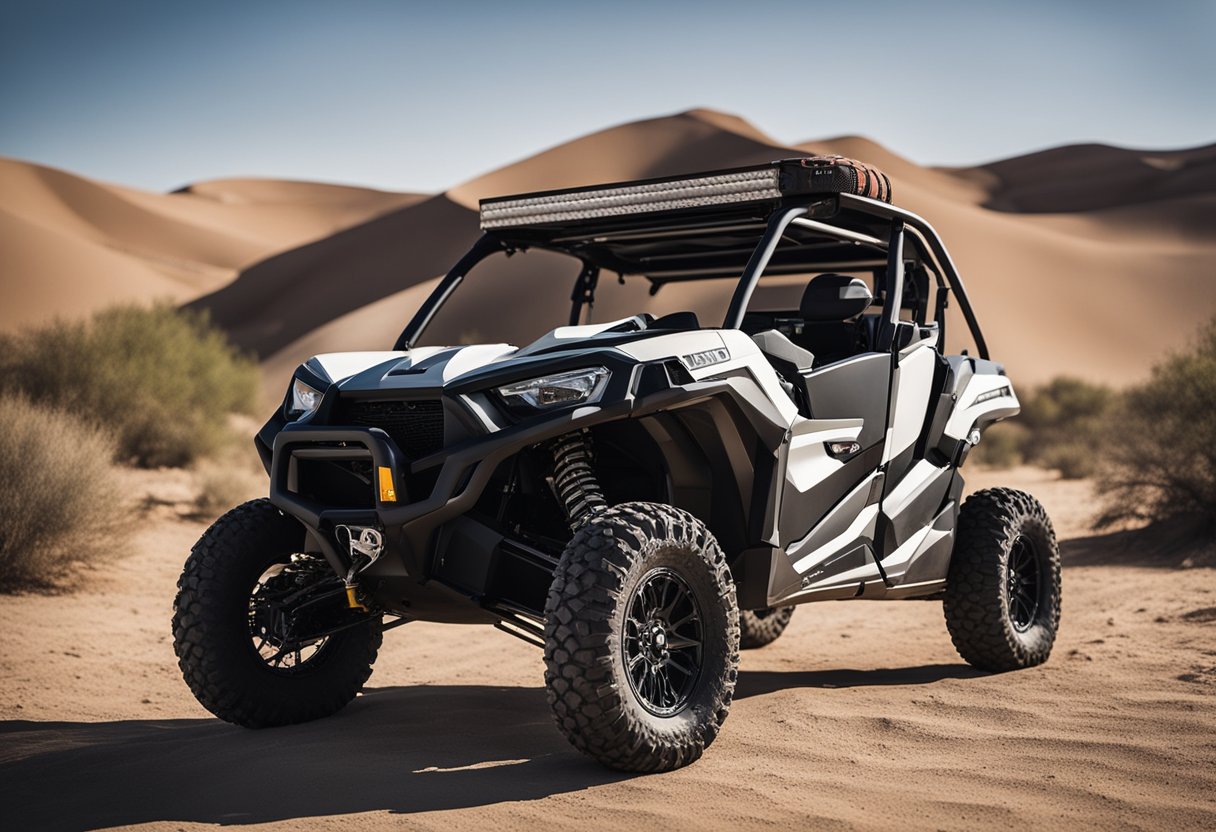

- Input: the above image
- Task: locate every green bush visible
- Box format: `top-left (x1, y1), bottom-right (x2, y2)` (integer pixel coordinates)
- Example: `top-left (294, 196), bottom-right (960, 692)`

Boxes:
top-left (1019, 377), bottom-right (1116, 435)
top-left (0, 303), bottom-right (259, 467)
top-left (990, 377), bottom-right (1116, 478)
top-left (1096, 318), bottom-right (1216, 528)
top-left (1038, 441), bottom-right (1097, 481)
top-left (0, 396), bottom-right (131, 590)
top-left (1020, 377), bottom-right (1115, 478)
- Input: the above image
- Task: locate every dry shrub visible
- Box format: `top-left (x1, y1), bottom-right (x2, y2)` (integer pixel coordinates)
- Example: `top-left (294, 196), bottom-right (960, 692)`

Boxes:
top-left (970, 422), bottom-right (1026, 468)
top-left (193, 454), bottom-right (266, 519)
top-left (1018, 377), bottom-right (1116, 479)
top-left (0, 396), bottom-right (131, 590)
top-left (0, 303), bottom-right (259, 468)
top-left (1037, 442), bottom-right (1097, 481)
top-left (1096, 318), bottom-right (1216, 529)
top-left (970, 378), bottom-right (1114, 476)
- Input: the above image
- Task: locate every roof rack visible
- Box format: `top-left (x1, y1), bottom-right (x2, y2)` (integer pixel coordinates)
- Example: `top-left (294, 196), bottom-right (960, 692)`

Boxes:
top-left (479, 157), bottom-right (892, 230)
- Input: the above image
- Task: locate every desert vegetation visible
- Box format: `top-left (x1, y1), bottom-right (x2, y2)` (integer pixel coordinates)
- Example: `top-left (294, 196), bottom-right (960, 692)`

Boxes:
top-left (0, 304), bottom-right (260, 590)
top-left (976, 315), bottom-right (1216, 532)
top-left (1095, 317), bottom-right (1216, 529)
top-left (191, 442), bottom-right (267, 518)
top-left (973, 377), bottom-right (1116, 478)
top-left (0, 396), bottom-right (130, 590)
top-left (0, 303), bottom-right (259, 467)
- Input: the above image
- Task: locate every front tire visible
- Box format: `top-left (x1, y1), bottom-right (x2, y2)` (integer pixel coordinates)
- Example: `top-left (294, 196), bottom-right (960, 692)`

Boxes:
top-left (943, 488), bottom-right (1060, 672)
top-left (544, 502), bottom-right (739, 772)
top-left (172, 499), bottom-right (382, 728)
top-left (738, 606), bottom-right (795, 649)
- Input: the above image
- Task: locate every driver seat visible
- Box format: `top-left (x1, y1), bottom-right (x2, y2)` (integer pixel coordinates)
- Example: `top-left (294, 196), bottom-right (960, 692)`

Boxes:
top-left (794, 273), bottom-right (873, 366)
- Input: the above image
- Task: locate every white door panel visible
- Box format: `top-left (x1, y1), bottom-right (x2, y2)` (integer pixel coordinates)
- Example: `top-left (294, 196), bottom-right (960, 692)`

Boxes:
top-left (881, 343), bottom-right (936, 464)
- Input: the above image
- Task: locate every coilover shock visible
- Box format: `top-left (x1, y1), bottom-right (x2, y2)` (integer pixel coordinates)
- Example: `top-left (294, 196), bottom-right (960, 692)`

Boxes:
top-left (550, 430), bottom-right (607, 530)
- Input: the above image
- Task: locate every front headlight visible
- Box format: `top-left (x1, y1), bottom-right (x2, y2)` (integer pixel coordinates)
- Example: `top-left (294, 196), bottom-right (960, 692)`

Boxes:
top-left (496, 367), bottom-right (610, 410)
top-left (288, 377), bottom-right (323, 418)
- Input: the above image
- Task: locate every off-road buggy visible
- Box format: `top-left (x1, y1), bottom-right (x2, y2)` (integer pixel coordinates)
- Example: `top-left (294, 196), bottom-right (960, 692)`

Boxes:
top-left (174, 157), bottom-right (1061, 772)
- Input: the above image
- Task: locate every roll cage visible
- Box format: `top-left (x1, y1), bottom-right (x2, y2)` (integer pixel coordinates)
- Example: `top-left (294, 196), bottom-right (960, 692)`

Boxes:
top-left (395, 161), bottom-right (988, 360)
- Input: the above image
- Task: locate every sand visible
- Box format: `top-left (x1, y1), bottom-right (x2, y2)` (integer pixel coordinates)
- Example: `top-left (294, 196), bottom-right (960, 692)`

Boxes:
top-left (0, 157), bottom-right (423, 330)
top-left (4, 109), bottom-right (1213, 390)
top-left (1, 465), bottom-right (1213, 831)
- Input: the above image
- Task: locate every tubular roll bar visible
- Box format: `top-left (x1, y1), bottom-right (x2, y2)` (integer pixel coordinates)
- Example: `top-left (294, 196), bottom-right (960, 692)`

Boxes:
top-left (395, 234), bottom-right (506, 350)
top-left (723, 206), bottom-right (811, 330)
top-left (396, 196), bottom-right (990, 361)
top-left (836, 194), bottom-right (989, 359)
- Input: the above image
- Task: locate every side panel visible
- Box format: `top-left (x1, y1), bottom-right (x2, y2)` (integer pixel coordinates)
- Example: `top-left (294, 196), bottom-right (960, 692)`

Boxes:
top-left (803, 353), bottom-right (892, 449)
top-left (944, 372), bottom-right (1020, 441)
top-left (881, 342), bottom-right (937, 469)
top-left (786, 471), bottom-right (882, 572)
top-left (774, 350), bottom-right (892, 592)
top-left (868, 337), bottom-right (955, 588)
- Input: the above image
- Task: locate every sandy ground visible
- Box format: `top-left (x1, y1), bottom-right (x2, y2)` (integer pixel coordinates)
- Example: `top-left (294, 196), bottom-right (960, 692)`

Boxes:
top-left (1, 465), bottom-right (1213, 831)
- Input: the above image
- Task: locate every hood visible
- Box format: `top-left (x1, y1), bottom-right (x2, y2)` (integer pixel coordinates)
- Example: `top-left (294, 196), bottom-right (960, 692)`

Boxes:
top-left (302, 317), bottom-right (657, 391)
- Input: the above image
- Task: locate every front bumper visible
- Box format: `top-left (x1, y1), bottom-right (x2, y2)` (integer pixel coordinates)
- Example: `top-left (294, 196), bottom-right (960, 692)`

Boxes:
top-left (268, 400), bottom-right (632, 585)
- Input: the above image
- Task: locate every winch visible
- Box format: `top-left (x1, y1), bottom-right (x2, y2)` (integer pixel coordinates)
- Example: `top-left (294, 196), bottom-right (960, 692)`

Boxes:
top-left (335, 525), bottom-right (384, 611)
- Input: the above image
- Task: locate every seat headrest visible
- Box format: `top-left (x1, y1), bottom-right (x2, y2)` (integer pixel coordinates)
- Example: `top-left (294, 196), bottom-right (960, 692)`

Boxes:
top-left (800, 273), bottom-right (873, 321)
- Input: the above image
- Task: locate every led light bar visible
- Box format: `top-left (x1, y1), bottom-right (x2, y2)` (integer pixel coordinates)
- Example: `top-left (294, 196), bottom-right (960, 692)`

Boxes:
top-left (480, 168), bottom-right (782, 230)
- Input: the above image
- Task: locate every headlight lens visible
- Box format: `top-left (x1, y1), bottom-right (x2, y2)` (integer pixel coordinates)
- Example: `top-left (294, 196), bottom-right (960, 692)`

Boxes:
top-left (497, 367), bottom-right (610, 410)
top-left (288, 377), bottom-right (323, 418)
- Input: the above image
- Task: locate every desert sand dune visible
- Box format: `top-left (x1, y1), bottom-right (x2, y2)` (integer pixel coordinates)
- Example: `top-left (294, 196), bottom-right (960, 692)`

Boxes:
top-left (256, 111), bottom-right (1215, 387)
top-left (2, 110), bottom-right (1214, 387)
top-left (0, 157), bottom-right (423, 329)
top-left (960, 140), bottom-right (1216, 216)
top-left (1, 466), bottom-right (1212, 831)
top-left (185, 194), bottom-right (482, 359)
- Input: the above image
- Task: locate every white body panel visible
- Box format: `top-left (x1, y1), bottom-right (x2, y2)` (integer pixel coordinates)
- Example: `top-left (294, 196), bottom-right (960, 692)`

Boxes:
top-left (784, 419), bottom-right (863, 492)
top-left (308, 351), bottom-right (408, 383)
top-left (616, 329), bottom-right (800, 425)
top-left (440, 344), bottom-right (517, 381)
top-left (945, 373), bottom-right (1020, 440)
top-left (882, 343), bottom-right (937, 463)
top-left (791, 501), bottom-right (879, 574)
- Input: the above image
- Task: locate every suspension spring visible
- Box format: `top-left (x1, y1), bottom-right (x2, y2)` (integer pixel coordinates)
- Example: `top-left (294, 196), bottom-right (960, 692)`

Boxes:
top-left (551, 430), bottom-right (607, 530)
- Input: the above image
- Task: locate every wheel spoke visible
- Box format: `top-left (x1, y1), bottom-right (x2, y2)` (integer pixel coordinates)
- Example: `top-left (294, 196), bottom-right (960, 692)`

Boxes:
top-left (665, 633), bottom-right (701, 651)
top-left (668, 609), bottom-right (699, 630)
top-left (666, 651), bottom-right (696, 677)
top-left (656, 668), bottom-right (675, 707)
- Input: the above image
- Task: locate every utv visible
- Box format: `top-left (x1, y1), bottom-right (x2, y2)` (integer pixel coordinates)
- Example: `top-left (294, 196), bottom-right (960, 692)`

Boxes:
top-left (174, 157), bottom-right (1061, 772)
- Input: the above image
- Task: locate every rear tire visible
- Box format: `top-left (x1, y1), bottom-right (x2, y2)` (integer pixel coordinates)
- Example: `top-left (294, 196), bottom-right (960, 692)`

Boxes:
top-left (173, 499), bottom-right (382, 728)
top-left (738, 606), bottom-right (795, 649)
top-left (544, 502), bottom-right (739, 772)
top-left (943, 488), bottom-right (1060, 672)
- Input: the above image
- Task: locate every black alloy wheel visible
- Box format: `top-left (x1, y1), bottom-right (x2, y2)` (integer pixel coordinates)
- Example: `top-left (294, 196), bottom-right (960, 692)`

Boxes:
top-left (623, 568), bottom-right (704, 716)
top-left (1005, 535), bottom-right (1041, 633)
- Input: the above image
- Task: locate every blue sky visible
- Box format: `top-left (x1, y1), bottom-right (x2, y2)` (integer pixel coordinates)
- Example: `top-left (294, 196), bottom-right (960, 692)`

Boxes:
top-left (1, 0), bottom-right (1212, 192)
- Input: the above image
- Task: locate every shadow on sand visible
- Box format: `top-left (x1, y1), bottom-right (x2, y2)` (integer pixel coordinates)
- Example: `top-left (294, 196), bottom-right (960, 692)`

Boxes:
top-left (3, 665), bottom-right (985, 830)
top-left (1061, 516), bottom-right (1215, 569)
top-left (735, 663), bottom-right (983, 698)
top-left (2, 685), bottom-right (621, 830)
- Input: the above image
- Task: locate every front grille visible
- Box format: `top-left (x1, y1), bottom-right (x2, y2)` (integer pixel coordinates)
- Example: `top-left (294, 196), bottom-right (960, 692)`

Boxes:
top-left (334, 398), bottom-right (444, 459)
